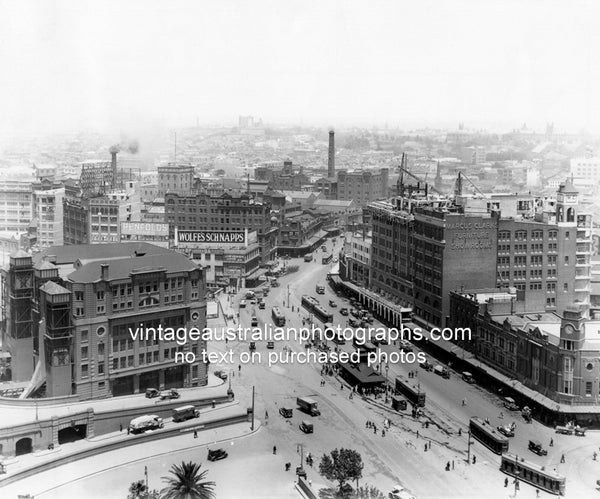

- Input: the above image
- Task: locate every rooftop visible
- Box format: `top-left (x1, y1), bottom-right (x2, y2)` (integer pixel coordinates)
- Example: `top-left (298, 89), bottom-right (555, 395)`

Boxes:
top-left (34, 242), bottom-right (171, 266)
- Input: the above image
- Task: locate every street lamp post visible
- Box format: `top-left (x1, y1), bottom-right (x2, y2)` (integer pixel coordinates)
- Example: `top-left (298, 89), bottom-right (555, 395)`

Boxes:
top-left (466, 430), bottom-right (472, 464)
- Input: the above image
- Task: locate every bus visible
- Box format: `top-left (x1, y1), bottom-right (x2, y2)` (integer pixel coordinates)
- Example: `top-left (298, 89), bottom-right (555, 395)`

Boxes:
top-left (301, 295), bottom-right (334, 323)
top-left (271, 306), bottom-right (286, 327)
top-left (394, 377), bottom-right (426, 407)
top-left (315, 284), bottom-right (325, 294)
top-left (469, 417), bottom-right (509, 455)
top-left (500, 454), bottom-right (565, 496)
top-left (322, 253), bottom-right (333, 265)
top-left (172, 405), bottom-right (199, 423)
top-left (304, 252), bottom-right (314, 263)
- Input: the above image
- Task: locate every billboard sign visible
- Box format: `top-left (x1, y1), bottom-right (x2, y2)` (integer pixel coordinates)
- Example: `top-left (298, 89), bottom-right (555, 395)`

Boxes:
top-left (177, 229), bottom-right (246, 245)
top-left (121, 222), bottom-right (169, 237)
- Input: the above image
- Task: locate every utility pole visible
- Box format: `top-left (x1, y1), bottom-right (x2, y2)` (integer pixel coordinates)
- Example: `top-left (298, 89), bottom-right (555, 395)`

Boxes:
top-left (251, 386), bottom-right (255, 431)
top-left (467, 430), bottom-right (472, 464)
top-left (287, 284), bottom-right (290, 308)
top-left (145, 465), bottom-right (148, 495)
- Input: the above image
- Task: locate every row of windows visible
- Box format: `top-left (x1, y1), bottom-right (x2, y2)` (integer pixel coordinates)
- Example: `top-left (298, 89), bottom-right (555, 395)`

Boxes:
top-left (498, 230), bottom-right (558, 241)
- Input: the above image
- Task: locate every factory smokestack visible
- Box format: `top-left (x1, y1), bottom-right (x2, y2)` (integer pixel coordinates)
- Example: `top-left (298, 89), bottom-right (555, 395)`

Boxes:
top-left (327, 129), bottom-right (335, 178)
top-left (109, 145), bottom-right (119, 189)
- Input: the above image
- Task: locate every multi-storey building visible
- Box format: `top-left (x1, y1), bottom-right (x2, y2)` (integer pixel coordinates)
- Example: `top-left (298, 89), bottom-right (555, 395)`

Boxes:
top-left (1, 243), bottom-right (207, 399)
top-left (277, 212), bottom-right (325, 257)
top-left (0, 180), bottom-right (34, 232)
top-left (570, 156), bottom-right (600, 185)
top-left (79, 160), bottom-right (114, 197)
top-left (165, 191), bottom-right (277, 264)
top-left (449, 289), bottom-right (600, 423)
top-left (343, 232), bottom-right (371, 288)
top-left (157, 164), bottom-right (194, 198)
top-left (254, 160), bottom-right (309, 191)
top-left (366, 180), bottom-right (590, 327)
top-left (337, 169), bottom-right (389, 206)
top-left (32, 186), bottom-right (66, 248)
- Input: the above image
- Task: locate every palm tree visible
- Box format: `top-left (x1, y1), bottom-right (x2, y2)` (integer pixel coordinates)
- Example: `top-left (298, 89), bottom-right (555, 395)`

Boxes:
top-left (160, 461), bottom-right (216, 499)
top-left (128, 480), bottom-right (147, 499)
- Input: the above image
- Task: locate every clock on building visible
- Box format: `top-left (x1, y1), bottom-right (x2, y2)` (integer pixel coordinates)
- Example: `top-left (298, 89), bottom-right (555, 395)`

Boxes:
top-left (563, 324), bottom-right (575, 336)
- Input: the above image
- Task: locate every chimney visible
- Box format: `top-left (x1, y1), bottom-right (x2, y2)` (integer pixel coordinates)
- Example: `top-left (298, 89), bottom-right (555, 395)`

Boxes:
top-left (101, 263), bottom-right (109, 280)
top-left (328, 129), bottom-right (335, 178)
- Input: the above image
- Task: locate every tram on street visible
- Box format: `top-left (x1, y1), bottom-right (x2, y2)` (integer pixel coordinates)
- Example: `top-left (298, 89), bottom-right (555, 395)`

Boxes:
top-left (469, 417), bottom-right (509, 455)
top-left (301, 295), bottom-right (334, 323)
top-left (394, 376), bottom-right (426, 407)
top-left (500, 453), bottom-right (566, 496)
top-left (271, 306), bottom-right (286, 327)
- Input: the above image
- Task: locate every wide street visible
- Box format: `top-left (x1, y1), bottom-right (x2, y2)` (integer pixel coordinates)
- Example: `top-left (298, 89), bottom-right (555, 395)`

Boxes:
top-left (5, 236), bottom-right (599, 498)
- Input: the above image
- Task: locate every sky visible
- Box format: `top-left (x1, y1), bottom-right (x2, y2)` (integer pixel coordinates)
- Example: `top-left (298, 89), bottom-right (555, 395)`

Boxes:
top-left (1, 0), bottom-right (599, 136)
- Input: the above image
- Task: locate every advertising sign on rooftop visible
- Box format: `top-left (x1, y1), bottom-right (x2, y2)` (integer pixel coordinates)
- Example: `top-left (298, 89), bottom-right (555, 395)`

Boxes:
top-left (177, 229), bottom-right (247, 245)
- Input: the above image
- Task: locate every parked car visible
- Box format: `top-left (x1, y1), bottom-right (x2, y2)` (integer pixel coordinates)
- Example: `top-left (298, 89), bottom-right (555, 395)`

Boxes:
top-left (239, 299), bottom-right (247, 308)
top-left (251, 316), bottom-right (259, 327)
top-left (258, 301), bottom-right (266, 310)
top-left (214, 370), bottom-right (228, 380)
top-left (249, 341), bottom-right (256, 351)
top-left (433, 365), bottom-right (450, 379)
top-left (528, 440), bottom-right (547, 456)
top-left (399, 340), bottom-right (413, 352)
top-left (145, 388), bottom-right (160, 398)
top-left (159, 389), bottom-right (180, 400)
top-left (389, 485), bottom-right (416, 499)
top-left (419, 360), bottom-right (433, 371)
top-left (461, 371), bottom-right (475, 384)
top-left (279, 407), bottom-right (293, 418)
top-left (267, 341), bottom-right (275, 349)
top-left (340, 307), bottom-right (349, 316)
top-left (207, 448), bottom-right (228, 461)
top-left (349, 318), bottom-right (360, 327)
top-left (329, 300), bottom-right (337, 307)
top-left (503, 397), bottom-right (519, 411)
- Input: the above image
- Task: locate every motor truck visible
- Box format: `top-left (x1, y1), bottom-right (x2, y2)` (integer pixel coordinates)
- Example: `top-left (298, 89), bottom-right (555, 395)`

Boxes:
top-left (129, 415), bottom-right (164, 434)
top-left (297, 396), bottom-right (321, 416)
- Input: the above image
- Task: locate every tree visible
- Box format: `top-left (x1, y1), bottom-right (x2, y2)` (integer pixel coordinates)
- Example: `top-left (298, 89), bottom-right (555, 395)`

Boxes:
top-left (128, 480), bottom-right (159, 499)
top-left (353, 484), bottom-right (385, 499)
top-left (319, 448), bottom-right (363, 493)
top-left (159, 461), bottom-right (216, 499)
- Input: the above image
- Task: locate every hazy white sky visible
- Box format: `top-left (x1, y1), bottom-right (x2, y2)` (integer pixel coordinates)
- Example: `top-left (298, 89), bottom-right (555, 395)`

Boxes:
top-left (1, 0), bottom-right (599, 135)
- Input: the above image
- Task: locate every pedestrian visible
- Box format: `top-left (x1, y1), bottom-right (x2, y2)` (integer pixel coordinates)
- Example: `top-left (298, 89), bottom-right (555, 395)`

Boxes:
top-left (194, 430), bottom-right (198, 438)
top-left (127, 427), bottom-right (130, 435)
top-left (472, 456), bottom-right (476, 464)
top-left (462, 399), bottom-right (466, 406)
top-left (504, 478), bottom-right (509, 488)
top-left (424, 443), bottom-right (427, 452)
top-left (273, 445), bottom-right (277, 455)
top-left (452, 460), bottom-right (454, 470)
top-left (238, 364), bottom-right (241, 372)
top-left (416, 430), bottom-right (419, 438)
top-left (119, 423), bottom-right (123, 432)
top-left (594, 452), bottom-right (598, 461)
top-left (382, 429), bottom-right (385, 437)
top-left (340, 383), bottom-right (343, 390)
top-left (550, 438), bottom-right (554, 447)
top-left (445, 462), bottom-right (450, 471)
top-left (429, 440), bottom-right (432, 450)
top-left (458, 428), bottom-right (462, 437)
top-left (265, 410), bottom-right (269, 420)
top-left (560, 454), bottom-right (565, 463)
top-left (499, 411), bottom-right (504, 419)
top-left (536, 490), bottom-right (540, 498)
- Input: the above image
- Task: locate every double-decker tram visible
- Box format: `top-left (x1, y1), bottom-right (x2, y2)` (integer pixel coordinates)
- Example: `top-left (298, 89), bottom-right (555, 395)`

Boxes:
top-left (469, 417), bottom-right (509, 455)
top-left (500, 454), bottom-right (566, 496)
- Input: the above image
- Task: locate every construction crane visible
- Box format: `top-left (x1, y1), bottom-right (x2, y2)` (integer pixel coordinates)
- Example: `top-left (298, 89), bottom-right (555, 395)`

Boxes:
top-left (454, 171), bottom-right (489, 199)
top-left (397, 166), bottom-right (443, 196)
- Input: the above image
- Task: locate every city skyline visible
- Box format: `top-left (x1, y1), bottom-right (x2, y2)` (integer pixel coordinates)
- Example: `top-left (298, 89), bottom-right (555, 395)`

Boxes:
top-left (1, 0), bottom-right (600, 136)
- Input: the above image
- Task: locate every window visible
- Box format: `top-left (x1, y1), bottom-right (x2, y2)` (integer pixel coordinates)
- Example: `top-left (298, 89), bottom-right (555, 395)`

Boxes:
top-left (564, 283), bottom-right (568, 292)
top-left (546, 297), bottom-right (556, 307)
top-left (113, 358), bottom-right (119, 370)
top-left (98, 381), bottom-right (105, 389)
top-left (120, 357), bottom-right (126, 369)
top-left (587, 362), bottom-right (594, 371)
top-left (565, 231), bottom-right (570, 240)
top-left (98, 363), bottom-right (104, 375)
top-left (81, 330), bottom-right (88, 342)
top-left (96, 326), bottom-right (106, 337)
top-left (81, 364), bottom-right (89, 377)
top-left (564, 256), bottom-right (569, 265)
top-left (97, 291), bottom-right (105, 300)
top-left (81, 346), bottom-right (88, 360)
top-left (586, 382), bottom-right (592, 396)
top-left (98, 343), bottom-right (105, 356)
top-left (75, 291), bottom-right (84, 301)
top-left (97, 305), bottom-right (105, 314)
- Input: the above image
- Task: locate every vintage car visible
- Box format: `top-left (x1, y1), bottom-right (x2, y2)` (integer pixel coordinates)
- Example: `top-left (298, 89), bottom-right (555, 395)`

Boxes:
top-left (279, 407), bottom-right (293, 418)
top-left (528, 440), bottom-right (548, 456)
top-left (503, 397), bottom-right (519, 411)
top-left (249, 341), bottom-right (256, 351)
top-left (497, 424), bottom-right (515, 437)
top-left (159, 389), bottom-right (180, 400)
top-left (340, 307), bottom-right (349, 316)
top-left (145, 388), bottom-right (160, 398)
top-left (299, 420), bottom-right (314, 434)
top-left (207, 449), bottom-right (228, 461)
top-left (419, 360), bottom-right (434, 371)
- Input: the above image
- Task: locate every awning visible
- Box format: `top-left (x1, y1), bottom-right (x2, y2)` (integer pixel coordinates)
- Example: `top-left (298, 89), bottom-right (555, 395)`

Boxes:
top-left (338, 362), bottom-right (386, 386)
